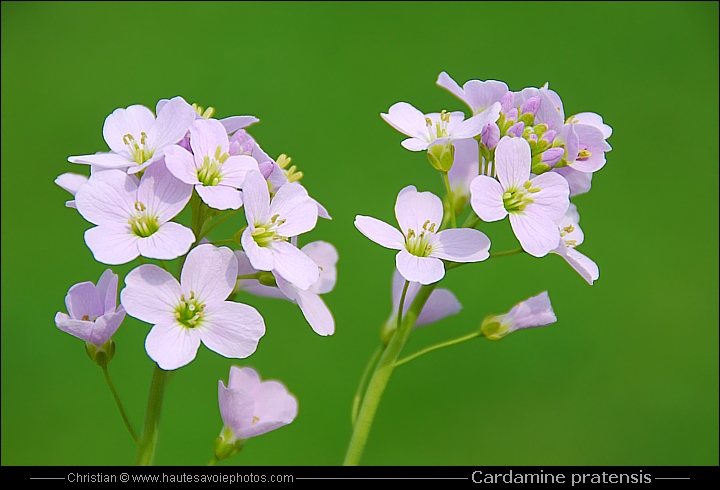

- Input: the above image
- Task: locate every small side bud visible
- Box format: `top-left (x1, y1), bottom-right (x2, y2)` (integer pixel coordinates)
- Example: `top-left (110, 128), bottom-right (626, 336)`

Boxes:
top-left (85, 339), bottom-right (115, 367)
top-left (258, 271), bottom-right (278, 288)
top-left (480, 317), bottom-right (510, 341)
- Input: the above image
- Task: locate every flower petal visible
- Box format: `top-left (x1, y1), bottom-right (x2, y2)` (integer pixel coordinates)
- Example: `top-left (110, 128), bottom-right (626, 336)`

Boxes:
top-left (301, 241), bottom-right (338, 294)
top-left (136, 160), bottom-right (193, 223)
top-left (68, 152), bottom-right (133, 169)
top-left (270, 183), bottom-right (318, 237)
top-left (395, 185), bottom-right (443, 236)
top-left (271, 241), bottom-right (320, 291)
top-left (235, 380), bottom-right (298, 439)
top-left (470, 175), bottom-right (507, 222)
top-left (463, 81), bottom-right (508, 115)
top-left (554, 167), bottom-right (592, 197)
top-left (451, 102), bottom-right (501, 139)
top-left (395, 249), bottom-right (445, 285)
top-left (95, 269), bottom-right (119, 314)
top-left (241, 227), bottom-right (275, 271)
top-left (66, 281), bottom-right (103, 320)
top-left (199, 301), bottom-right (265, 359)
top-left (164, 145), bottom-right (201, 185)
top-left (121, 264), bottom-right (181, 324)
top-left (190, 118), bottom-right (229, 159)
top-left (293, 287), bottom-right (335, 336)
top-left (495, 136), bottom-right (531, 189)
top-left (505, 291), bottom-right (557, 332)
top-left (416, 288), bottom-right (462, 327)
top-left (103, 104), bottom-right (156, 155)
top-left (149, 96), bottom-right (196, 150)
top-left (381, 102), bottom-right (428, 140)
top-left (196, 184), bottom-right (243, 210)
top-left (242, 170), bottom-right (270, 225)
top-left (218, 382), bottom-right (255, 439)
top-left (75, 170), bottom-right (137, 226)
top-left (354, 216), bottom-right (404, 250)
top-left (233, 251), bottom-right (287, 300)
top-left (553, 246), bottom-right (599, 285)
top-left (181, 244), bottom-right (237, 305)
top-left (509, 212), bottom-right (560, 257)
top-left (145, 321), bottom-right (203, 370)
top-left (84, 225), bottom-right (140, 265)
top-left (219, 155), bottom-right (259, 188)
top-left (221, 116), bottom-right (260, 134)
top-left (448, 139), bottom-right (479, 199)
top-left (431, 228), bottom-right (490, 262)
top-left (55, 172), bottom-right (88, 195)
top-left (137, 222), bottom-right (195, 261)
top-left (528, 172), bottom-right (569, 221)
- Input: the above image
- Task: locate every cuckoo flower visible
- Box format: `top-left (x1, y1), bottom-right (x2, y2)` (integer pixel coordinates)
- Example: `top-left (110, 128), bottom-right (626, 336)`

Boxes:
top-left (436, 71), bottom-right (509, 116)
top-left (551, 203), bottom-right (599, 285)
top-left (557, 112), bottom-right (613, 174)
top-left (55, 269), bottom-right (126, 348)
top-left (69, 97), bottom-right (196, 174)
top-left (164, 118), bottom-right (259, 210)
top-left (381, 101), bottom-right (500, 152)
top-left (384, 269), bottom-right (462, 332)
top-left (512, 84), bottom-right (565, 130)
top-left (55, 172), bottom-right (88, 208)
top-left (156, 98), bottom-right (259, 136)
top-left (234, 241), bottom-right (338, 336)
top-left (241, 170), bottom-right (319, 290)
top-left (481, 291), bottom-right (557, 341)
top-left (75, 162), bottom-right (194, 265)
top-left (470, 136), bottom-right (569, 257)
top-left (216, 366), bottom-right (298, 455)
top-left (121, 244), bottom-right (265, 370)
top-left (354, 186), bottom-right (491, 285)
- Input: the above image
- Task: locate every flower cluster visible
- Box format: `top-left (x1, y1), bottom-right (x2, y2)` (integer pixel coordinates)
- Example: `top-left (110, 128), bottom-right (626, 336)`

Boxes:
top-left (54, 97), bottom-right (334, 459)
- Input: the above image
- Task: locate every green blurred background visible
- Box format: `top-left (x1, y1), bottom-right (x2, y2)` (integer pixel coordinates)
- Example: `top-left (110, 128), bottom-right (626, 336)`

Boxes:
top-left (2, 1), bottom-right (717, 466)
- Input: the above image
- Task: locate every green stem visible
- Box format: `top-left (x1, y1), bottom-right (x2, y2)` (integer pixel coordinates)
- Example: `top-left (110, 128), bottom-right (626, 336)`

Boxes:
top-left (159, 260), bottom-right (169, 272)
top-left (211, 238), bottom-right (236, 245)
top-left (343, 283), bottom-right (437, 466)
top-left (441, 171), bottom-right (457, 228)
top-left (394, 331), bottom-right (481, 368)
top-left (101, 365), bottom-right (140, 445)
top-left (198, 208), bottom-right (242, 243)
top-left (491, 247), bottom-right (523, 258)
top-left (462, 211), bottom-right (481, 229)
top-left (135, 365), bottom-right (169, 466)
top-left (208, 456), bottom-right (219, 466)
top-left (351, 345), bottom-right (383, 426)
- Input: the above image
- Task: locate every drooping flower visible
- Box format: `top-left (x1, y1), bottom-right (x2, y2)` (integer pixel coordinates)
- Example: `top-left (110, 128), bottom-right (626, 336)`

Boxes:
top-left (234, 240), bottom-right (338, 336)
top-left (481, 291), bottom-right (557, 341)
top-left (55, 172), bottom-right (88, 208)
top-left (69, 97), bottom-right (196, 174)
top-left (470, 136), bottom-right (569, 257)
top-left (355, 185), bottom-right (491, 285)
top-left (551, 203), bottom-right (599, 285)
top-left (55, 269), bottom-right (126, 349)
top-left (121, 244), bottom-right (265, 370)
top-left (381, 101), bottom-right (500, 152)
top-left (215, 366), bottom-right (298, 459)
top-left (164, 118), bottom-right (259, 210)
top-left (382, 269), bottom-right (462, 340)
top-left (75, 162), bottom-right (194, 265)
top-left (241, 170), bottom-right (320, 290)
top-left (436, 71), bottom-right (509, 116)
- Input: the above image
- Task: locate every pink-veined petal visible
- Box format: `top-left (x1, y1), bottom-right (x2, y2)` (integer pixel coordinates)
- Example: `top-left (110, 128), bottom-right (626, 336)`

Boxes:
top-left (150, 96), bottom-right (196, 150)
top-left (470, 175), bottom-right (507, 222)
top-left (301, 241), bottom-right (338, 294)
top-left (395, 186), bottom-right (443, 236)
top-left (271, 183), bottom-right (318, 237)
top-left (55, 172), bottom-right (88, 195)
top-left (145, 321), bottom-right (202, 370)
top-left (136, 160), bottom-right (193, 223)
top-left (235, 381), bottom-right (298, 439)
top-left (137, 222), bottom-right (195, 261)
top-left (436, 72), bottom-right (466, 104)
top-left (569, 147), bottom-right (605, 173)
top-left (164, 145), bottom-right (201, 185)
top-left (401, 137), bottom-right (430, 151)
top-left (66, 281), bottom-right (103, 320)
top-left (103, 105), bottom-right (156, 155)
top-left (84, 225), bottom-right (140, 265)
top-left (219, 155), bottom-right (259, 188)
top-left (242, 170), bottom-right (270, 225)
top-left (354, 216), bottom-right (404, 250)
top-left (495, 136), bottom-right (531, 189)
top-left (416, 289), bottom-right (462, 327)
top-left (190, 118), bottom-right (229, 159)
top-left (395, 249), bottom-right (445, 285)
top-left (448, 139), bottom-right (479, 199)
top-left (218, 382), bottom-right (255, 440)
top-left (451, 103), bottom-right (501, 139)
top-left (241, 227), bottom-right (275, 271)
top-left (553, 246), bottom-right (599, 285)
top-left (196, 184), bottom-right (243, 210)
top-left (221, 116), bottom-right (259, 134)
top-left (463, 81), bottom-right (508, 115)
top-left (381, 102), bottom-right (428, 139)
top-left (199, 301), bottom-right (265, 359)
top-left (86, 308), bottom-right (126, 346)
top-left (68, 152), bottom-right (133, 169)
top-left (181, 244), bottom-right (237, 305)
top-left (229, 365), bottom-right (261, 391)
top-left (528, 172), bottom-right (569, 221)
top-left (509, 212), bottom-right (560, 258)
top-left (95, 269), bottom-right (119, 314)
top-left (75, 170), bottom-right (137, 226)
top-left (271, 241), bottom-right (319, 291)
top-left (505, 291), bottom-right (557, 332)
top-left (294, 288), bottom-right (334, 336)
top-left (121, 264), bottom-right (181, 324)
top-left (572, 112), bottom-right (612, 139)
top-left (431, 228), bottom-right (490, 262)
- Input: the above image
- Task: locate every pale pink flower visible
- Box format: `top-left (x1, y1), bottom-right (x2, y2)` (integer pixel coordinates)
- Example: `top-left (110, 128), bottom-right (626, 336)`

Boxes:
top-left (385, 269), bottom-right (462, 329)
top-left (470, 136), bottom-right (569, 257)
top-left (381, 101), bottom-right (500, 151)
top-left (234, 241), bottom-right (338, 336)
top-left (481, 291), bottom-right (557, 340)
top-left (217, 366), bottom-right (298, 445)
top-left (74, 162), bottom-right (194, 265)
top-left (164, 118), bottom-right (259, 210)
top-left (55, 172), bottom-right (88, 208)
top-left (355, 186), bottom-right (491, 285)
top-left (436, 72), bottom-right (509, 116)
top-left (69, 97), bottom-right (196, 174)
top-left (551, 204), bottom-right (599, 285)
top-left (121, 244), bottom-right (265, 370)
top-left (55, 269), bottom-right (126, 347)
top-left (241, 170), bottom-right (319, 290)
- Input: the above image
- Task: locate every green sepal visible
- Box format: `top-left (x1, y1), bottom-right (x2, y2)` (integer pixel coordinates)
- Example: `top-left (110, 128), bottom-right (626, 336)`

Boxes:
top-left (258, 271), bottom-right (278, 288)
top-left (531, 163), bottom-right (551, 175)
top-left (86, 339), bottom-right (115, 367)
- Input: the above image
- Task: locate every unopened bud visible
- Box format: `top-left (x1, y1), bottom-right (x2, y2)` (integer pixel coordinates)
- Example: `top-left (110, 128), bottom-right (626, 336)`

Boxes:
top-left (258, 271), bottom-right (278, 288)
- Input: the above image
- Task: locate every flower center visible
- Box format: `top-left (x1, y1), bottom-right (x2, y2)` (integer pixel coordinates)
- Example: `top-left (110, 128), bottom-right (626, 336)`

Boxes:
top-left (405, 219), bottom-right (436, 257)
top-left (559, 224), bottom-right (577, 247)
top-left (425, 110), bottom-right (451, 141)
top-left (175, 291), bottom-right (205, 328)
top-left (502, 181), bottom-right (540, 213)
top-left (80, 314), bottom-right (98, 322)
top-left (192, 102), bottom-right (215, 119)
top-left (197, 145), bottom-right (230, 186)
top-left (123, 133), bottom-right (153, 166)
top-left (128, 201), bottom-right (159, 237)
top-left (277, 154), bottom-right (303, 183)
top-left (251, 214), bottom-right (288, 247)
